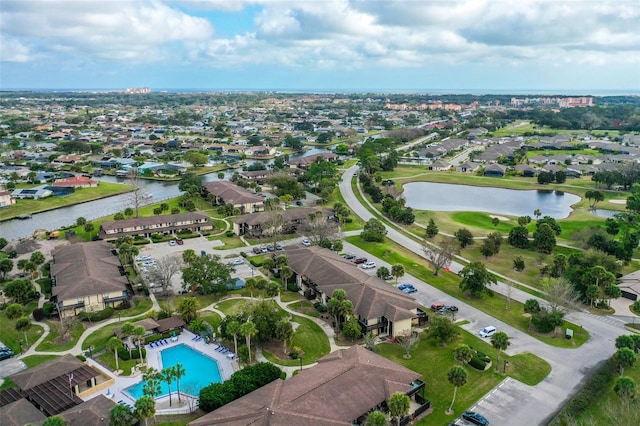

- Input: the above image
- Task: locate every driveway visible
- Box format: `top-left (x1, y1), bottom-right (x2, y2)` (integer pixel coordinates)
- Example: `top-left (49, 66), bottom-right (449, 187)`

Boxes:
top-left (339, 165), bottom-right (631, 425)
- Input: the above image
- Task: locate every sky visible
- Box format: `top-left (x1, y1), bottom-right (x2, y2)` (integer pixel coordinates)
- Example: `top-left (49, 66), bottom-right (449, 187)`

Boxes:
top-left (1, 0), bottom-right (639, 93)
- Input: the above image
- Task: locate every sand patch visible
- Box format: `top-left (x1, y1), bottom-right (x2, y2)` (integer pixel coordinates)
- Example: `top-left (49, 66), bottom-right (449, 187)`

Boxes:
top-left (489, 215), bottom-right (510, 221)
top-left (608, 199), bottom-right (627, 205)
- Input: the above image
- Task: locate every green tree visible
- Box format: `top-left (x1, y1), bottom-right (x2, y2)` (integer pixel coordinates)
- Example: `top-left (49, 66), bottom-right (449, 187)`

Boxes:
top-left (388, 392), bottom-right (410, 426)
top-left (615, 335), bottom-right (637, 351)
top-left (142, 368), bottom-right (162, 400)
top-left (586, 285), bottom-right (600, 308)
top-left (5, 303), bottom-right (24, 320)
top-left (162, 367), bottom-right (176, 407)
top-left (30, 251), bottom-right (45, 266)
top-left (459, 261), bottom-right (496, 297)
top-left (134, 395), bottom-right (156, 426)
top-left (43, 416), bottom-right (68, 426)
top-left (454, 228), bottom-right (474, 248)
top-left (15, 317), bottom-right (31, 345)
top-left (327, 289), bottom-right (353, 332)
top-left (533, 223), bottom-right (556, 254)
top-left (0, 237), bottom-right (7, 250)
top-left (365, 410), bottom-right (389, 426)
top-left (240, 321), bottom-right (258, 363)
top-left (447, 365), bottom-right (468, 413)
top-left (342, 316), bottom-right (362, 341)
top-left (132, 325), bottom-right (146, 364)
top-left (424, 238), bottom-right (458, 276)
top-left (274, 319), bottom-right (294, 354)
top-left (84, 222), bottom-right (95, 235)
top-left (121, 322), bottom-right (134, 359)
top-left (614, 376), bottom-right (637, 403)
top-left (508, 226), bottom-right (529, 249)
top-left (391, 264), bottom-right (405, 283)
top-left (428, 316), bottom-right (459, 346)
top-left (181, 254), bottom-right (234, 295)
top-left (107, 336), bottom-right (123, 372)
top-left (513, 256), bottom-right (525, 271)
top-left (174, 362), bottom-right (186, 403)
top-left (183, 150), bottom-right (208, 167)
top-left (454, 344), bottom-right (473, 365)
top-left (109, 402), bottom-right (132, 426)
top-left (376, 266), bottom-right (391, 280)
top-left (0, 258), bottom-right (14, 281)
top-left (76, 217), bottom-right (86, 226)
top-left (361, 218), bottom-right (387, 242)
top-left (426, 218), bottom-right (439, 238)
top-left (177, 297), bottom-right (200, 323)
top-left (615, 348), bottom-right (636, 376)
top-left (491, 331), bottom-right (511, 371)
top-left (227, 320), bottom-right (241, 355)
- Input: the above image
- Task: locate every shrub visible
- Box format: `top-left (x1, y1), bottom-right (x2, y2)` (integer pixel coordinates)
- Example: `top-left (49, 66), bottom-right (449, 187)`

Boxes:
top-left (314, 302), bottom-right (327, 313)
top-left (287, 282), bottom-right (298, 292)
top-left (76, 355), bottom-right (86, 362)
top-left (114, 300), bottom-right (131, 310)
top-left (469, 356), bottom-right (488, 370)
top-left (32, 308), bottom-right (45, 321)
top-left (37, 278), bottom-right (53, 295)
top-left (225, 230), bottom-right (235, 238)
top-left (43, 302), bottom-right (54, 318)
top-left (117, 347), bottom-right (146, 361)
top-left (79, 307), bottom-right (114, 322)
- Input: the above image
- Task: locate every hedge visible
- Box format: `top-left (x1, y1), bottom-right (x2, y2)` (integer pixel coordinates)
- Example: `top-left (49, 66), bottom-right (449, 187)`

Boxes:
top-left (144, 330), bottom-right (182, 344)
top-left (79, 307), bottom-right (114, 322)
top-left (117, 347), bottom-right (147, 361)
top-left (469, 356), bottom-right (488, 371)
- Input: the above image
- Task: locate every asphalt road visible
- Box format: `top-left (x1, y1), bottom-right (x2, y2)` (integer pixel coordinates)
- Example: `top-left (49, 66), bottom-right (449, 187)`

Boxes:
top-left (339, 165), bottom-right (631, 425)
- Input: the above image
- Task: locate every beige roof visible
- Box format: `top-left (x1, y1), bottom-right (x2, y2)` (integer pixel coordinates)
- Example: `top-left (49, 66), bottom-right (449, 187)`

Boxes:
top-left (58, 395), bottom-right (117, 426)
top-left (189, 345), bottom-right (420, 426)
top-left (0, 398), bottom-right (47, 426)
top-left (100, 212), bottom-right (211, 233)
top-left (11, 354), bottom-right (86, 391)
top-left (286, 246), bottom-right (420, 322)
top-left (202, 181), bottom-right (263, 205)
top-left (51, 241), bottom-right (128, 301)
top-left (619, 270), bottom-right (640, 296)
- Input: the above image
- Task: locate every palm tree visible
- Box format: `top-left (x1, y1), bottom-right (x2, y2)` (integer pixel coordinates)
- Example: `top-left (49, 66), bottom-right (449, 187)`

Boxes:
top-left (280, 266), bottom-right (293, 292)
top-left (275, 319), bottom-right (294, 354)
top-left (142, 368), bottom-right (161, 400)
top-left (109, 402), bottom-right (132, 426)
top-left (533, 209), bottom-right (542, 220)
top-left (365, 410), bottom-right (389, 426)
top-left (391, 264), bottom-right (405, 283)
top-left (42, 416), bottom-right (68, 426)
top-left (173, 363), bottom-right (186, 403)
top-left (240, 321), bottom-right (258, 363)
top-left (491, 332), bottom-right (511, 372)
top-left (614, 376), bottom-right (637, 404)
top-left (107, 336), bottom-right (123, 372)
top-left (388, 392), bottom-right (410, 426)
top-left (447, 365), bottom-right (468, 413)
top-left (227, 320), bottom-right (241, 355)
top-left (162, 367), bottom-right (175, 407)
top-left (121, 322), bottom-right (134, 359)
top-left (177, 297), bottom-right (200, 323)
top-left (132, 325), bottom-right (146, 364)
top-left (134, 395), bottom-right (156, 426)
top-left (453, 344), bottom-right (473, 365)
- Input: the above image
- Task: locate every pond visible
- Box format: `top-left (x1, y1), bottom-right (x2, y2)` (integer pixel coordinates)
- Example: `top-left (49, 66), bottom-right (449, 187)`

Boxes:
top-left (589, 209), bottom-right (619, 218)
top-left (402, 182), bottom-right (581, 219)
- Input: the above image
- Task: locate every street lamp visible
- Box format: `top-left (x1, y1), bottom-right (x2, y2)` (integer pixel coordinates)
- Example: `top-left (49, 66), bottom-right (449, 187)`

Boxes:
top-left (299, 356), bottom-right (303, 372)
top-left (503, 360), bottom-right (509, 374)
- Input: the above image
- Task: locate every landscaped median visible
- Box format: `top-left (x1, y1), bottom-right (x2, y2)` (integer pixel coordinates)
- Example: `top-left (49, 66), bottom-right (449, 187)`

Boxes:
top-left (346, 236), bottom-right (590, 348)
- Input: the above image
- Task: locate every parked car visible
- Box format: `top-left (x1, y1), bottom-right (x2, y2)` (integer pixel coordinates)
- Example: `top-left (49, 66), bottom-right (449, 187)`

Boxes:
top-left (397, 283), bottom-right (417, 293)
top-left (175, 238), bottom-right (184, 245)
top-left (343, 253), bottom-right (356, 260)
top-left (361, 261), bottom-right (377, 269)
top-left (430, 303), bottom-right (445, 312)
top-left (302, 238), bottom-right (311, 247)
top-left (136, 255), bottom-right (151, 262)
top-left (276, 243), bottom-right (283, 251)
top-left (169, 240), bottom-right (176, 246)
top-left (0, 351), bottom-right (14, 361)
top-left (353, 257), bottom-right (368, 264)
top-left (295, 200), bottom-right (304, 206)
top-left (447, 305), bottom-right (459, 312)
top-left (478, 326), bottom-right (497, 338)
top-left (177, 289), bottom-right (189, 295)
top-left (229, 258), bottom-right (245, 265)
top-left (266, 244), bottom-right (275, 252)
top-left (462, 411), bottom-right (490, 426)
top-left (252, 247), bottom-right (262, 254)
top-left (261, 246), bottom-right (269, 253)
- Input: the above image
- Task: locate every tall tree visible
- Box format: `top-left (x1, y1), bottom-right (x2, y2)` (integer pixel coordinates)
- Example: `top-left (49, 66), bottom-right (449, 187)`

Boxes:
top-left (533, 223), bottom-right (556, 254)
top-left (162, 367), bottom-right (176, 407)
top-left (491, 331), bottom-right (511, 372)
top-left (428, 316), bottom-right (459, 346)
top-left (327, 289), bottom-right (353, 332)
top-left (423, 238), bottom-right (458, 276)
top-left (388, 392), bottom-right (410, 426)
top-left (275, 319), bottom-right (294, 354)
top-left (454, 344), bottom-right (473, 365)
top-left (615, 348), bottom-right (636, 376)
top-left (148, 254), bottom-right (183, 296)
top-left (109, 402), bottom-right (132, 426)
top-left (177, 297), bottom-right (200, 323)
top-left (614, 376), bottom-right (637, 404)
top-left (107, 336), bottom-right (123, 372)
top-left (121, 322), bottom-right (134, 359)
top-left (240, 321), bottom-right (258, 363)
top-left (391, 264), bottom-right (405, 283)
top-left (227, 320), bottom-right (241, 355)
top-left (459, 261), bottom-right (496, 297)
top-left (426, 218), bottom-right (439, 238)
top-left (447, 366), bottom-right (468, 413)
top-left (133, 395), bottom-right (156, 426)
top-left (181, 254), bottom-right (234, 295)
top-left (173, 363), bottom-right (186, 403)
top-left (454, 228), bottom-right (474, 248)
top-left (132, 325), bottom-right (146, 364)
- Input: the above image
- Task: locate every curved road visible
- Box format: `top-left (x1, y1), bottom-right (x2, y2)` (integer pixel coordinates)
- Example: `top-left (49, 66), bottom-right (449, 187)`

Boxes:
top-left (339, 165), bottom-right (631, 425)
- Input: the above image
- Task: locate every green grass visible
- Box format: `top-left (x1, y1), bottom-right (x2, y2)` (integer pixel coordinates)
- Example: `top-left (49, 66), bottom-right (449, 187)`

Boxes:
top-left (0, 181), bottom-right (134, 221)
top-left (21, 354), bottom-right (61, 368)
top-left (490, 121), bottom-right (620, 138)
top-left (201, 311), bottom-right (222, 331)
top-left (119, 299), bottom-right (154, 317)
top-left (210, 233), bottom-right (247, 250)
top-left (81, 315), bottom-right (147, 351)
top-left (346, 235), bottom-right (589, 348)
top-left (287, 300), bottom-right (320, 317)
top-left (377, 327), bottom-right (550, 425)
top-left (214, 299), bottom-right (251, 315)
top-left (0, 314), bottom-right (45, 353)
top-left (262, 314), bottom-right (330, 366)
top-left (98, 351), bottom-right (139, 376)
top-left (280, 292), bottom-right (303, 303)
top-left (35, 320), bottom-right (86, 352)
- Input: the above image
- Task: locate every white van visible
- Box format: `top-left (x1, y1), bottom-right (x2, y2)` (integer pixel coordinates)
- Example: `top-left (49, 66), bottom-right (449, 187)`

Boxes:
top-left (478, 326), bottom-right (496, 338)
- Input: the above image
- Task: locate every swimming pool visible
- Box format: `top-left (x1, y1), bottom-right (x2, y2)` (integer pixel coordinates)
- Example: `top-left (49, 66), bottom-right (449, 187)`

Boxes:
top-left (125, 344), bottom-right (222, 399)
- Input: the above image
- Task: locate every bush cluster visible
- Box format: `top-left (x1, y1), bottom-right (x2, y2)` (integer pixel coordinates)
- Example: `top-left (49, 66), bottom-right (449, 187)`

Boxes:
top-left (199, 362), bottom-right (282, 412)
top-left (116, 347), bottom-right (146, 361)
top-left (79, 307), bottom-right (114, 322)
top-left (469, 356), bottom-right (488, 370)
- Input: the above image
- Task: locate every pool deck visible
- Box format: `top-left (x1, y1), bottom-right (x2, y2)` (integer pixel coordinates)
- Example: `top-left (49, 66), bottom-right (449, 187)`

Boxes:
top-left (84, 330), bottom-right (238, 414)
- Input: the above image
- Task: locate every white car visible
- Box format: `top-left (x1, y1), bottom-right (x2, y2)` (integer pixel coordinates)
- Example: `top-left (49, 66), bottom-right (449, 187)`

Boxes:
top-left (302, 238), bottom-right (311, 247)
top-left (169, 240), bottom-right (176, 246)
top-left (229, 258), bottom-right (244, 265)
top-left (136, 255), bottom-right (151, 262)
top-left (361, 261), bottom-right (377, 269)
top-left (478, 326), bottom-right (497, 338)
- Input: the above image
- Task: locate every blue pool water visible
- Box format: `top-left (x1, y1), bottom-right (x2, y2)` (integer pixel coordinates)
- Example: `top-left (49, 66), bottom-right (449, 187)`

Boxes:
top-left (125, 344), bottom-right (222, 399)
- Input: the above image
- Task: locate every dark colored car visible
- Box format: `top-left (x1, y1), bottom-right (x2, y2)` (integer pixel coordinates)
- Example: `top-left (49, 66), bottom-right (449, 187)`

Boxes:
top-left (462, 411), bottom-right (489, 426)
top-left (353, 257), bottom-right (368, 264)
top-left (430, 303), bottom-right (445, 311)
top-left (397, 283), bottom-right (417, 293)
top-left (448, 305), bottom-right (459, 312)
top-left (295, 200), bottom-right (304, 206)
top-left (343, 253), bottom-right (356, 260)
top-left (252, 247), bottom-right (262, 254)
top-left (175, 238), bottom-right (184, 245)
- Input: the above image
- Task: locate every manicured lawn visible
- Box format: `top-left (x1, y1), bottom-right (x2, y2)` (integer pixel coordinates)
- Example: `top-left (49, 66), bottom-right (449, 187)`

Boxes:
top-left (287, 300), bottom-right (320, 317)
top-left (98, 351), bottom-right (139, 376)
top-left (36, 320), bottom-right (86, 352)
top-left (0, 181), bottom-right (134, 221)
top-left (81, 315), bottom-right (146, 351)
top-left (280, 292), bottom-right (303, 303)
top-left (214, 299), bottom-right (251, 316)
top-left (201, 311), bottom-right (222, 331)
top-left (210, 233), bottom-right (247, 250)
top-left (0, 314), bottom-right (44, 353)
top-left (378, 327), bottom-right (550, 425)
top-left (346, 236), bottom-right (589, 348)
top-left (262, 314), bottom-right (330, 366)
top-left (21, 354), bottom-right (61, 368)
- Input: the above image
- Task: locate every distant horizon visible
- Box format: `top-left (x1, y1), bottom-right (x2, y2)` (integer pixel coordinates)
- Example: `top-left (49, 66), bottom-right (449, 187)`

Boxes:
top-left (2, 88), bottom-right (639, 97)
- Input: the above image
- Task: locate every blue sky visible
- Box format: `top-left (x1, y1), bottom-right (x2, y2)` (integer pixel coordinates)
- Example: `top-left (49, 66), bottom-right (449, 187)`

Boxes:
top-left (1, 0), bottom-right (639, 93)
